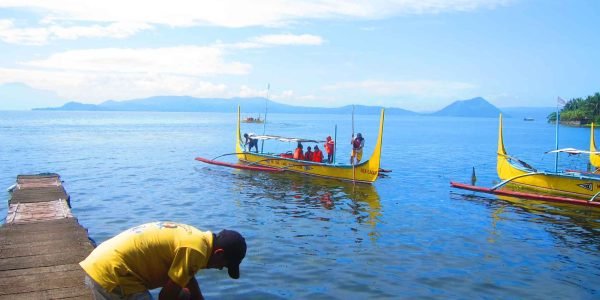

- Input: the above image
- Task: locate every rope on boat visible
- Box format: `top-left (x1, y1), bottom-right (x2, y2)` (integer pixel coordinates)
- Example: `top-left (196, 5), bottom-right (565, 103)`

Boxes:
top-left (499, 153), bottom-right (537, 171)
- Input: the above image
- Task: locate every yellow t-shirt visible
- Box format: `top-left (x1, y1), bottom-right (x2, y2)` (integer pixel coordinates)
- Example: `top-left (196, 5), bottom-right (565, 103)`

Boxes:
top-left (80, 222), bottom-right (213, 295)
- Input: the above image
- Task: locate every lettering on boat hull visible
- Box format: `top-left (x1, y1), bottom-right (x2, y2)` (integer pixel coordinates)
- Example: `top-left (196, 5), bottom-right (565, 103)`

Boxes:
top-left (360, 168), bottom-right (377, 175)
top-left (578, 183), bottom-right (593, 191)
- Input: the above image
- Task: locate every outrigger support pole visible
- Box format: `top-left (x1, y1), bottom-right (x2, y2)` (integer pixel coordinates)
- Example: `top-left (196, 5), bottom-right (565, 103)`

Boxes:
top-left (589, 191), bottom-right (600, 202)
top-left (211, 152), bottom-right (248, 160)
top-left (491, 172), bottom-right (544, 191)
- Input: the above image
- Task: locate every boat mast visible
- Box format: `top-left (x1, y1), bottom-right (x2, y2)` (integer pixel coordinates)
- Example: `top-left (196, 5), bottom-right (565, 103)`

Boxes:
top-left (261, 84), bottom-right (269, 153)
top-left (554, 97), bottom-right (563, 172)
top-left (352, 105), bottom-right (356, 183)
top-left (333, 124), bottom-right (337, 164)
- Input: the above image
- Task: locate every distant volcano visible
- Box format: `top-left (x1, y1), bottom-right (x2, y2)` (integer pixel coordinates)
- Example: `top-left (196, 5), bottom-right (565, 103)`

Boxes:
top-left (431, 97), bottom-right (502, 117)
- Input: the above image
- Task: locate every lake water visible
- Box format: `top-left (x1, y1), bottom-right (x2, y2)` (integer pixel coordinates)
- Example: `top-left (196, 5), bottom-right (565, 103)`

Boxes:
top-left (0, 111), bottom-right (598, 299)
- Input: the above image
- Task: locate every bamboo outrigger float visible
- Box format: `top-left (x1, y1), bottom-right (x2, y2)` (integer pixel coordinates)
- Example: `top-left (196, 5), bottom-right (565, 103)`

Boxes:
top-left (196, 106), bottom-right (385, 184)
top-left (451, 114), bottom-right (600, 208)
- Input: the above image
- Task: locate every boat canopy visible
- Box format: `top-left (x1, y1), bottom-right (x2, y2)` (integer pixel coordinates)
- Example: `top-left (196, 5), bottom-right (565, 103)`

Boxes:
top-left (248, 134), bottom-right (325, 144)
top-left (545, 148), bottom-right (600, 155)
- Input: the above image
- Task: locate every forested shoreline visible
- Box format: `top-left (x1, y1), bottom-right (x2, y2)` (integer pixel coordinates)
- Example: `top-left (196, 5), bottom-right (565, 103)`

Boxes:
top-left (547, 92), bottom-right (600, 124)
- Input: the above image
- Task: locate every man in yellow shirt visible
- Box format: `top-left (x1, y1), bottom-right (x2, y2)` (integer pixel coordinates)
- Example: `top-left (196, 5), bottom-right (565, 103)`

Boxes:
top-left (80, 222), bottom-right (246, 300)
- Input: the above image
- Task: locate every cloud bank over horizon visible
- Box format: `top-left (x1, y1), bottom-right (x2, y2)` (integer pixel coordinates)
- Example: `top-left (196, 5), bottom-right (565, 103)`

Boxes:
top-left (0, 0), bottom-right (598, 110)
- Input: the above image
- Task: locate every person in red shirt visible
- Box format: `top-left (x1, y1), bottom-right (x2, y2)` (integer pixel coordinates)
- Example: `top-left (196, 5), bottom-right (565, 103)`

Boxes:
top-left (293, 142), bottom-right (305, 160)
top-left (312, 145), bottom-right (324, 163)
top-left (304, 146), bottom-right (313, 161)
top-left (324, 136), bottom-right (335, 163)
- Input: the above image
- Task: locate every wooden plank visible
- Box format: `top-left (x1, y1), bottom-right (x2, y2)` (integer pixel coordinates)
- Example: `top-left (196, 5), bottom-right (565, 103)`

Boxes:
top-left (0, 251), bottom-right (91, 271)
top-left (0, 241), bottom-right (93, 259)
top-left (0, 239), bottom-right (92, 252)
top-left (0, 218), bottom-right (84, 233)
top-left (0, 286), bottom-right (93, 300)
top-left (0, 268), bottom-right (87, 295)
top-left (0, 228), bottom-right (90, 244)
top-left (10, 187), bottom-right (68, 204)
top-left (0, 264), bottom-right (82, 279)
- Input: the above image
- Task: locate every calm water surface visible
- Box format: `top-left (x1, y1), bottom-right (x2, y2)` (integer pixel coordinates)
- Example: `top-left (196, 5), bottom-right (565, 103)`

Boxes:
top-left (0, 111), bottom-right (598, 299)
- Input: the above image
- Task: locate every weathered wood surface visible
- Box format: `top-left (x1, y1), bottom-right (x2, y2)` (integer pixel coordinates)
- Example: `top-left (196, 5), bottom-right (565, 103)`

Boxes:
top-left (0, 174), bottom-right (94, 299)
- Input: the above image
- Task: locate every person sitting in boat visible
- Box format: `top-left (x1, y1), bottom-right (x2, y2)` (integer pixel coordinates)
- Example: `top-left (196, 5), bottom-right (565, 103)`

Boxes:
top-left (324, 136), bottom-right (335, 163)
top-left (243, 133), bottom-right (258, 153)
top-left (350, 133), bottom-right (364, 165)
top-left (293, 142), bottom-right (305, 160)
top-left (312, 145), bottom-right (324, 163)
top-left (304, 146), bottom-right (313, 161)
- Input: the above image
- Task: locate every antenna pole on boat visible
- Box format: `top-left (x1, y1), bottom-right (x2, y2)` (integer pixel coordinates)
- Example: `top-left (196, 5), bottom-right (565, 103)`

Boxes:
top-left (333, 124), bottom-right (337, 164)
top-left (261, 83), bottom-right (269, 153)
top-left (554, 97), bottom-right (561, 172)
top-left (352, 105), bottom-right (356, 183)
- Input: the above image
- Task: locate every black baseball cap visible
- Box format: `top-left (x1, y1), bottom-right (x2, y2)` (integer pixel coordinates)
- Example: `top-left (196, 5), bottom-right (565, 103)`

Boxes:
top-left (216, 229), bottom-right (247, 279)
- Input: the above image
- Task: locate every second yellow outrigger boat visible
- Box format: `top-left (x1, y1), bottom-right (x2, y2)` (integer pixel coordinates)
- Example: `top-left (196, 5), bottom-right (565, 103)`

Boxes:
top-left (495, 114), bottom-right (600, 199)
top-left (451, 114), bottom-right (600, 208)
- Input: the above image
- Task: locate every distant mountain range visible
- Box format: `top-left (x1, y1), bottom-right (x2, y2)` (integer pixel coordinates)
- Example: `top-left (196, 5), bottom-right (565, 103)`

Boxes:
top-left (35, 96), bottom-right (417, 115)
top-left (33, 95), bottom-right (553, 118)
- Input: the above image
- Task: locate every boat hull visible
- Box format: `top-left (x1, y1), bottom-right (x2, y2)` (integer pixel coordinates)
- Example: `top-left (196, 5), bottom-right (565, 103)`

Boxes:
top-left (236, 152), bottom-right (379, 183)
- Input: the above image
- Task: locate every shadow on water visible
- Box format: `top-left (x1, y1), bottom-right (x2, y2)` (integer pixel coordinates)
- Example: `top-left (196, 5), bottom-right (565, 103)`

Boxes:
top-left (450, 191), bottom-right (600, 250)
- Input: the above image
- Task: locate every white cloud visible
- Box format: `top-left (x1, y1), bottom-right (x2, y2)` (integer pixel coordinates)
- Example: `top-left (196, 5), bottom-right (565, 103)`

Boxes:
top-left (22, 46), bottom-right (251, 76)
top-left (2, 1), bottom-right (511, 28)
top-left (250, 34), bottom-right (323, 46)
top-left (323, 79), bottom-right (477, 98)
top-left (0, 31), bottom-right (324, 103)
top-left (0, 67), bottom-right (229, 102)
top-left (0, 19), bottom-right (151, 45)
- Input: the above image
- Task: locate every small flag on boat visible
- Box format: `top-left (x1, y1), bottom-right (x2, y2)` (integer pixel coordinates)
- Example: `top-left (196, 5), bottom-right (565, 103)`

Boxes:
top-left (557, 96), bottom-right (566, 107)
top-left (471, 167), bottom-right (477, 186)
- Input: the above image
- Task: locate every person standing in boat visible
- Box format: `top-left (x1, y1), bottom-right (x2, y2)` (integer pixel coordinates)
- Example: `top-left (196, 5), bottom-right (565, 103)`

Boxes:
top-left (324, 136), bottom-right (335, 164)
top-left (80, 222), bottom-right (246, 300)
top-left (243, 133), bottom-right (258, 153)
top-left (312, 145), bottom-right (324, 163)
top-left (293, 142), bottom-right (305, 160)
top-left (350, 133), bottom-right (364, 165)
top-left (304, 146), bottom-right (313, 161)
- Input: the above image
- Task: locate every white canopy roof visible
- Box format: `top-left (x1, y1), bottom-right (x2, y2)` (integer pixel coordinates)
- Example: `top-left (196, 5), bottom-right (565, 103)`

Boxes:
top-left (248, 134), bottom-right (325, 143)
top-left (545, 148), bottom-right (600, 155)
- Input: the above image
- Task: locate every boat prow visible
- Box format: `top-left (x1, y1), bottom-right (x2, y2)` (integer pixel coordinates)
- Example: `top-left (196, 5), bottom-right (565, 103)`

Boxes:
top-left (590, 123), bottom-right (600, 170)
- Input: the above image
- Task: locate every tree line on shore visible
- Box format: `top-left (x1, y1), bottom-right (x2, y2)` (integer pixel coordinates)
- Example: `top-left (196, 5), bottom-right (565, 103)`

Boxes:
top-left (547, 92), bottom-right (600, 124)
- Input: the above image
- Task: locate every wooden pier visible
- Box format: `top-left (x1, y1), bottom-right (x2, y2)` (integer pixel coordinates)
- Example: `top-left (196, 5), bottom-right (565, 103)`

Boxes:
top-left (0, 174), bottom-right (94, 299)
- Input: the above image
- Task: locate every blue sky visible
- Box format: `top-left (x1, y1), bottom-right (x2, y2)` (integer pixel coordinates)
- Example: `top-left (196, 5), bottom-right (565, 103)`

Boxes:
top-left (0, 0), bottom-right (598, 111)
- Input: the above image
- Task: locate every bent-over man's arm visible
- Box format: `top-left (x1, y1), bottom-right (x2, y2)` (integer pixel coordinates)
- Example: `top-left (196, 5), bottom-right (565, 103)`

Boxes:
top-left (160, 278), bottom-right (204, 300)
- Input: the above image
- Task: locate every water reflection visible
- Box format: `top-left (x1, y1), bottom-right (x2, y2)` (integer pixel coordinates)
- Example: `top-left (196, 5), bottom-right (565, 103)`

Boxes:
top-left (451, 192), bottom-right (600, 249)
top-left (232, 170), bottom-right (382, 240)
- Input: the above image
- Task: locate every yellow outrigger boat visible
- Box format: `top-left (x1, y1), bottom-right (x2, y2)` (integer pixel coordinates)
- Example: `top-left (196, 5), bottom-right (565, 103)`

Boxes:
top-left (451, 114), bottom-right (600, 207)
top-left (235, 107), bottom-right (385, 183)
top-left (196, 106), bottom-right (385, 183)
